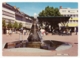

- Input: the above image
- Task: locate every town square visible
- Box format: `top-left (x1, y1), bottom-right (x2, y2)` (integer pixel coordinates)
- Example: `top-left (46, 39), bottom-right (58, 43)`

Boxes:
top-left (2, 2), bottom-right (78, 56)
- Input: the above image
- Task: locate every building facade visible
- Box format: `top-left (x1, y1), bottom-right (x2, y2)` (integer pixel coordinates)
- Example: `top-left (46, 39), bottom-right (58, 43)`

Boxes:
top-left (2, 2), bottom-right (32, 29)
top-left (59, 6), bottom-right (78, 31)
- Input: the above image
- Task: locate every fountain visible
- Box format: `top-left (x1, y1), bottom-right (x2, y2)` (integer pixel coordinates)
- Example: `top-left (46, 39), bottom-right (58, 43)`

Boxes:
top-left (4, 13), bottom-right (72, 51)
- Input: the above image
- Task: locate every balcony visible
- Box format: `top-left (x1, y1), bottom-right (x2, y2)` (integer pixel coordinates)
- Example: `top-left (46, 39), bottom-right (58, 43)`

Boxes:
top-left (15, 12), bottom-right (23, 17)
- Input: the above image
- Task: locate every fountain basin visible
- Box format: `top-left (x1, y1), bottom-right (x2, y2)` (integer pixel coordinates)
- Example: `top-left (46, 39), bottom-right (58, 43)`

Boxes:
top-left (4, 40), bottom-right (72, 51)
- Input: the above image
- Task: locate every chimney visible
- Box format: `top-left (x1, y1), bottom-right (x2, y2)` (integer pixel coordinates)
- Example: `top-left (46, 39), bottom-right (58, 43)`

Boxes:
top-left (13, 6), bottom-right (16, 9)
top-left (60, 6), bottom-right (62, 9)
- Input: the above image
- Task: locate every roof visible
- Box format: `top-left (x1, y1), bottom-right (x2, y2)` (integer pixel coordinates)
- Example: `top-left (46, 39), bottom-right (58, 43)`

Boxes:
top-left (38, 16), bottom-right (70, 22)
top-left (30, 16), bottom-right (70, 19)
top-left (2, 3), bottom-right (30, 17)
top-left (30, 16), bottom-right (70, 24)
top-left (37, 16), bottom-right (70, 18)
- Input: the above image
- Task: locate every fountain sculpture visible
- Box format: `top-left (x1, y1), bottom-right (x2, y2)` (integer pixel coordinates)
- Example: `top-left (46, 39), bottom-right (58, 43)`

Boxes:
top-left (4, 13), bottom-right (72, 51)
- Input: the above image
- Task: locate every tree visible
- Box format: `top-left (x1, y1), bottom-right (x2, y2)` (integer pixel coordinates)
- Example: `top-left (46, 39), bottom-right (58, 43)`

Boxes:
top-left (60, 21), bottom-right (69, 29)
top-left (39, 6), bottom-right (62, 17)
top-left (18, 23), bottom-right (22, 29)
top-left (2, 20), bottom-right (6, 28)
top-left (45, 6), bottom-right (55, 16)
top-left (54, 8), bottom-right (62, 16)
top-left (39, 10), bottom-right (46, 16)
top-left (7, 21), bottom-right (13, 28)
top-left (13, 21), bottom-right (19, 29)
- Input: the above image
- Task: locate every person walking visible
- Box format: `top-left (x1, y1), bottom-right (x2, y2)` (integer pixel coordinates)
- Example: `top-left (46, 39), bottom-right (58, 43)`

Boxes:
top-left (40, 28), bottom-right (45, 36)
top-left (6, 29), bottom-right (9, 35)
top-left (76, 27), bottom-right (78, 35)
top-left (23, 29), bottom-right (26, 35)
top-left (74, 27), bottom-right (78, 35)
top-left (9, 29), bottom-right (12, 36)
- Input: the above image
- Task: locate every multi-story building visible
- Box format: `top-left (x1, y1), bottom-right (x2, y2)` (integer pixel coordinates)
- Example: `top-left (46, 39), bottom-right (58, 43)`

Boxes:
top-left (59, 6), bottom-right (78, 31)
top-left (2, 2), bottom-right (32, 29)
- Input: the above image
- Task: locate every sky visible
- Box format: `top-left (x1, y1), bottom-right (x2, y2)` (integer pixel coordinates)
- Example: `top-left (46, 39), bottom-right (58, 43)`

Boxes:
top-left (7, 2), bottom-right (78, 16)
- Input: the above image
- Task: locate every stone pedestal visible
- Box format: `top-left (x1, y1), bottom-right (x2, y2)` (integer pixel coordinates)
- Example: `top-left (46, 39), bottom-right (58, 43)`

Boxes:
top-left (27, 42), bottom-right (41, 48)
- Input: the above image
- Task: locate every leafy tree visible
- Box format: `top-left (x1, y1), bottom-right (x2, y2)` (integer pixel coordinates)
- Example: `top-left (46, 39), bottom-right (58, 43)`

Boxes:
top-left (18, 23), bottom-right (22, 29)
top-left (2, 20), bottom-right (6, 28)
top-left (54, 8), bottom-right (62, 16)
top-left (45, 6), bottom-right (55, 16)
top-left (7, 21), bottom-right (13, 28)
top-left (39, 10), bottom-right (46, 16)
top-left (13, 21), bottom-right (19, 29)
top-left (39, 6), bottom-right (62, 17)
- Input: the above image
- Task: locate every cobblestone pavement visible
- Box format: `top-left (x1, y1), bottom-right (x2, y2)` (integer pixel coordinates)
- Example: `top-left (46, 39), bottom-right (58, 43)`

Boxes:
top-left (2, 33), bottom-right (78, 56)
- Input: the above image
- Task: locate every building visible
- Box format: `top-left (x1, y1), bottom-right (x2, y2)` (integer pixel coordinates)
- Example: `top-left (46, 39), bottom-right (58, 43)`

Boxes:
top-left (2, 2), bottom-right (32, 29)
top-left (59, 6), bottom-right (78, 32)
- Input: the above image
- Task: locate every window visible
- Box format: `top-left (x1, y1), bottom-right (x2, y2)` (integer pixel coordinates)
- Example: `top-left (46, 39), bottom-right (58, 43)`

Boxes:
top-left (70, 15), bottom-right (73, 17)
top-left (16, 15), bottom-right (23, 21)
top-left (76, 20), bottom-right (78, 22)
top-left (68, 10), bottom-right (70, 12)
top-left (2, 10), bottom-right (15, 18)
top-left (63, 15), bottom-right (66, 16)
top-left (74, 15), bottom-right (75, 17)
top-left (62, 10), bottom-right (66, 12)
top-left (67, 15), bottom-right (69, 16)
top-left (72, 15), bottom-right (75, 17)
top-left (73, 20), bottom-right (75, 22)
top-left (69, 20), bottom-right (72, 23)
top-left (76, 14), bottom-right (78, 17)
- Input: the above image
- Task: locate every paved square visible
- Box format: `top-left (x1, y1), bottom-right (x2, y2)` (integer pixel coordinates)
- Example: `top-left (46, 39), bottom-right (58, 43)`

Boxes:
top-left (2, 33), bottom-right (78, 56)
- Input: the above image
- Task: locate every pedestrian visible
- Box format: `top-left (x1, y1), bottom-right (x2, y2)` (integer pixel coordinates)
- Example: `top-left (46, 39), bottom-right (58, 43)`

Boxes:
top-left (74, 27), bottom-right (78, 35)
top-left (23, 29), bottom-right (26, 35)
top-left (52, 29), bottom-right (55, 35)
top-left (20, 27), bottom-right (23, 34)
top-left (6, 29), bottom-right (9, 35)
top-left (76, 27), bottom-right (78, 35)
top-left (9, 29), bottom-right (12, 36)
top-left (40, 28), bottom-right (45, 36)
top-left (67, 29), bottom-right (70, 35)
top-left (26, 30), bottom-right (28, 35)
